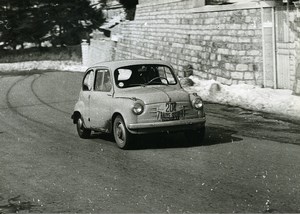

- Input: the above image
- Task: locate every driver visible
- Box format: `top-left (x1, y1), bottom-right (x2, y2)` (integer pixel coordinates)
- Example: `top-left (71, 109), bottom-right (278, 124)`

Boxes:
top-left (103, 73), bottom-right (112, 91)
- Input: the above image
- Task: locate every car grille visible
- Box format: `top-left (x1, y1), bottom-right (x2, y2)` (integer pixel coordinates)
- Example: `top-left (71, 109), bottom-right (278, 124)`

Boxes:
top-left (137, 102), bottom-right (198, 123)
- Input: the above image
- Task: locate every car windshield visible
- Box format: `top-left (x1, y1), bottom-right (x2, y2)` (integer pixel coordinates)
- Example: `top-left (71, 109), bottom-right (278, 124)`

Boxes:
top-left (114, 64), bottom-right (177, 88)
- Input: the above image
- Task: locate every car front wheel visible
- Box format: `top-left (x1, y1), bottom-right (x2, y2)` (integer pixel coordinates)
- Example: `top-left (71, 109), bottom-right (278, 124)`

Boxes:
top-left (76, 116), bottom-right (91, 139)
top-left (113, 116), bottom-right (133, 149)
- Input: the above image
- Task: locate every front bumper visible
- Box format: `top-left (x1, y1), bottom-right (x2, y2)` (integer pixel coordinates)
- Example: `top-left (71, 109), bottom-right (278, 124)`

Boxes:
top-left (127, 117), bottom-right (206, 134)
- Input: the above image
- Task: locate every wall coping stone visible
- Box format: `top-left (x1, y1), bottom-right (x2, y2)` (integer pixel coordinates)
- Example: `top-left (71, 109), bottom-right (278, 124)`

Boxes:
top-left (137, 0), bottom-right (183, 8)
top-left (191, 1), bottom-right (279, 13)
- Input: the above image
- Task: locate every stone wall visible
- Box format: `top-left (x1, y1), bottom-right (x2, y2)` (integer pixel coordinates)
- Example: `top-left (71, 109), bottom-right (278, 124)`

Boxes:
top-left (293, 13), bottom-right (300, 95)
top-left (114, 0), bottom-right (264, 86)
top-left (82, 33), bottom-right (116, 67)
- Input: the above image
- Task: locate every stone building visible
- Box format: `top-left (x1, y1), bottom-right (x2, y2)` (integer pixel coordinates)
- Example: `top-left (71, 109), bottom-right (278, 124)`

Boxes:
top-left (82, 0), bottom-right (125, 66)
top-left (84, 0), bottom-right (300, 94)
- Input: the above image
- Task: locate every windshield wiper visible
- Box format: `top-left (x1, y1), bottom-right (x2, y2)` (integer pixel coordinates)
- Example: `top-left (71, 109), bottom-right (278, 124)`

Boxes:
top-left (127, 83), bottom-right (145, 87)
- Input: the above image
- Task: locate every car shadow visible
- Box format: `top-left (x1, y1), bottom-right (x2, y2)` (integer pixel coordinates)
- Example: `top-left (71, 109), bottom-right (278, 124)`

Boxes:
top-left (95, 126), bottom-right (242, 150)
top-left (204, 126), bottom-right (243, 146)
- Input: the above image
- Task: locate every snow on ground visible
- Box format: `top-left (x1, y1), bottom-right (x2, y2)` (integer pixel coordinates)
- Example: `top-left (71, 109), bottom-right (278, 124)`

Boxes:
top-left (0, 60), bottom-right (87, 72)
top-left (0, 60), bottom-right (299, 122)
top-left (186, 76), bottom-right (300, 121)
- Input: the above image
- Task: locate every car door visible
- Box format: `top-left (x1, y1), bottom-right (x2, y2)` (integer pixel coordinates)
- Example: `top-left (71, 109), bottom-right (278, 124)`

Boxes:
top-left (80, 69), bottom-right (95, 128)
top-left (89, 68), bottom-right (113, 131)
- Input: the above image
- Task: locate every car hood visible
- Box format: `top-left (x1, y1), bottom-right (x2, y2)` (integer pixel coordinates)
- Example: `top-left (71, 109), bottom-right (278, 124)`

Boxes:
top-left (115, 86), bottom-right (190, 104)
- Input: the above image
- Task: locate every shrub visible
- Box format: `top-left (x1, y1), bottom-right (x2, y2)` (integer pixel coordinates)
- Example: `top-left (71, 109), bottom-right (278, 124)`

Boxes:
top-left (0, 46), bottom-right (82, 63)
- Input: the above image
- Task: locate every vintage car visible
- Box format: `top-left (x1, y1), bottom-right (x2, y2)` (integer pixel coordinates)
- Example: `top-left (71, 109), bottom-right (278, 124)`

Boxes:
top-left (71, 59), bottom-right (206, 149)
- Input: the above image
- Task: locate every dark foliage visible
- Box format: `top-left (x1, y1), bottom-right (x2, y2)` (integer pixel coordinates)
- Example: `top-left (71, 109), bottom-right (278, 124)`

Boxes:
top-left (118, 0), bottom-right (138, 20)
top-left (118, 0), bottom-right (138, 9)
top-left (0, 46), bottom-right (82, 63)
top-left (0, 0), bottom-right (105, 49)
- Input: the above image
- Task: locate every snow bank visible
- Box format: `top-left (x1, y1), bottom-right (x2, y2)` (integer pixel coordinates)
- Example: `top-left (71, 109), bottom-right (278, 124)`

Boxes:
top-left (0, 60), bottom-right (87, 72)
top-left (186, 76), bottom-right (300, 121)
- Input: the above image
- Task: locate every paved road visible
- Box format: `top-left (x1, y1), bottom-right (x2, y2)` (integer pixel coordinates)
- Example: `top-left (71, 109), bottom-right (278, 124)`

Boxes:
top-left (0, 71), bottom-right (299, 213)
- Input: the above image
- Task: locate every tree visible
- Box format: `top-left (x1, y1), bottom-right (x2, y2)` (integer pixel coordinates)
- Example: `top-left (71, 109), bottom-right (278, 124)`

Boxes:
top-left (0, 0), bottom-right (105, 49)
top-left (0, 0), bottom-right (35, 49)
top-left (46, 0), bottom-right (105, 46)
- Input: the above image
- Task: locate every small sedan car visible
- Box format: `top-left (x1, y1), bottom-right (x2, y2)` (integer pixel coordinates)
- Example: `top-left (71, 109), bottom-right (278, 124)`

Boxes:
top-left (71, 59), bottom-right (206, 149)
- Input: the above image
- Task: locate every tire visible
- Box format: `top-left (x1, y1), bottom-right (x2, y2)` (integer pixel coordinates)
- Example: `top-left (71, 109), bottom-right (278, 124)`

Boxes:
top-left (185, 127), bottom-right (205, 146)
top-left (76, 116), bottom-right (91, 139)
top-left (113, 115), bottom-right (133, 149)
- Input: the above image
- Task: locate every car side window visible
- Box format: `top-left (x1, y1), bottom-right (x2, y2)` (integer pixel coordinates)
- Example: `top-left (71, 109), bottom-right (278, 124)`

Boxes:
top-left (94, 69), bottom-right (112, 92)
top-left (83, 70), bottom-right (95, 91)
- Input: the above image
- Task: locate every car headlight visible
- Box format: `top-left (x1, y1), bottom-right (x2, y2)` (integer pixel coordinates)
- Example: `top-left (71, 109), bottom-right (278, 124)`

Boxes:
top-left (132, 102), bottom-right (144, 115)
top-left (192, 97), bottom-right (203, 110)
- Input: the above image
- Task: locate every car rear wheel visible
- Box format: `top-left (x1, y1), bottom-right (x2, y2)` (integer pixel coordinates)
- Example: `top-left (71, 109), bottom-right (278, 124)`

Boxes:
top-left (76, 116), bottom-right (91, 139)
top-left (113, 116), bottom-right (133, 149)
top-left (185, 127), bottom-right (205, 146)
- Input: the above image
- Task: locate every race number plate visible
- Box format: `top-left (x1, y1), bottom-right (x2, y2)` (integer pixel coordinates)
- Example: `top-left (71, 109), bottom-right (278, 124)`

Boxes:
top-left (157, 102), bottom-right (185, 121)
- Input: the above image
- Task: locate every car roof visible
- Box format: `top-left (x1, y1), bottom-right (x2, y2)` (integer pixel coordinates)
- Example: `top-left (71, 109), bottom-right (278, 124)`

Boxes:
top-left (89, 59), bottom-right (173, 71)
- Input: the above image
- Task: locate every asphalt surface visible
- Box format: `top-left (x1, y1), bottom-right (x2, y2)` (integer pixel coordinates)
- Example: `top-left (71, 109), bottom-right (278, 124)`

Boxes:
top-left (0, 70), bottom-right (300, 213)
